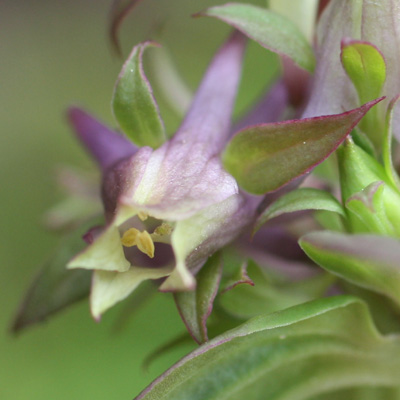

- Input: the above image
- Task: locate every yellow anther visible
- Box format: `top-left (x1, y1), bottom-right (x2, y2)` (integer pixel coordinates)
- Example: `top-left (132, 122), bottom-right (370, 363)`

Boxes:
top-left (138, 211), bottom-right (149, 221)
top-left (136, 230), bottom-right (155, 258)
top-left (121, 228), bottom-right (155, 258)
top-left (153, 223), bottom-right (173, 236)
top-left (121, 228), bottom-right (140, 247)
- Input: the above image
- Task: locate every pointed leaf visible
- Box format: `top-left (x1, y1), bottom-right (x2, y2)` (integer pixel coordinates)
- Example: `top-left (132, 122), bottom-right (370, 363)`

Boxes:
top-left (223, 99), bottom-right (383, 195)
top-left (300, 231), bottom-right (400, 307)
top-left (174, 253), bottom-right (223, 344)
top-left (255, 188), bottom-right (345, 233)
top-left (112, 42), bottom-right (166, 148)
top-left (12, 217), bottom-right (103, 333)
top-left (198, 3), bottom-right (315, 72)
top-left (268, 0), bottom-right (318, 44)
top-left (135, 296), bottom-right (400, 400)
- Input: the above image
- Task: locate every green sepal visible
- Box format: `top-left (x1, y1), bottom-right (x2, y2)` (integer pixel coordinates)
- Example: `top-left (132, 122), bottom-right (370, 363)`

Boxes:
top-left (174, 253), bottom-right (223, 344)
top-left (197, 3), bottom-right (316, 72)
top-left (135, 296), bottom-right (400, 400)
top-left (12, 216), bottom-right (104, 333)
top-left (254, 188), bottom-right (345, 234)
top-left (112, 42), bottom-right (166, 148)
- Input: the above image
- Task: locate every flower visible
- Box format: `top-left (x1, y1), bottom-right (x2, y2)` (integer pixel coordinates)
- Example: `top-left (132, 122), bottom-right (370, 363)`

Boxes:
top-left (67, 32), bottom-right (259, 319)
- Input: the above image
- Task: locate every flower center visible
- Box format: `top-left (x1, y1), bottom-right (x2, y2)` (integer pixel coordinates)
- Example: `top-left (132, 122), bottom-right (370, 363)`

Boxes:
top-left (120, 222), bottom-right (173, 259)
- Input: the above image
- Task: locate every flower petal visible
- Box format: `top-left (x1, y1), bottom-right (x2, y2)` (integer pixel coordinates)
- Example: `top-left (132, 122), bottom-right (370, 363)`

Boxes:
top-left (105, 33), bottom-right (249, 220)
top-left (67, 107), bottom-right (137, 171)
top-left (68, 224), bottom-right (131, 272)
top-left (160, 193), bottom-right (257, 291)
top-left (173, 31), bottom-right (246, 154)
top-left (91, 265), bottom-right (173, 319)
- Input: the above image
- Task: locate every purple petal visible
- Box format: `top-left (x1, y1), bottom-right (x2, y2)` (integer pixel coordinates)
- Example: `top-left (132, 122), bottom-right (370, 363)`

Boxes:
top-left (302, 1), bottom-right (358, 118)
top-left (173, 30), bottom-right (247, 155)
top-left (67, 107), bottom-right (137, 172)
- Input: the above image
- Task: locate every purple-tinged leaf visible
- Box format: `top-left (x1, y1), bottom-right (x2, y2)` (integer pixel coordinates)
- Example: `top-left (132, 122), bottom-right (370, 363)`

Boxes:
top-left (135, 296), bottom-right (400, 400)
top-left (67, 107), bottom-right (137, 171)
top-left (174, 253), bottom-right (223, 344)
top-left (300, 231), bottom-right (400, 307)
top-left (254, 188), bottom-right (345, 234)
top-left (12, 217), bottom-right (104, 333)
top-left (112, 42), bottom-right (166, 148)
top-left (109, 0), bottom-right (143, 56)
top-left (197, 3), bottom-right (315, 72)
top-left (223, 98), bottom-right (383, 195)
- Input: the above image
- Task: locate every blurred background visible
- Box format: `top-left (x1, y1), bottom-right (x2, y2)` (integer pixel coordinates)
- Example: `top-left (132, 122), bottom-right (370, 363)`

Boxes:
top-left (0, 0), bottom-right (278, 398)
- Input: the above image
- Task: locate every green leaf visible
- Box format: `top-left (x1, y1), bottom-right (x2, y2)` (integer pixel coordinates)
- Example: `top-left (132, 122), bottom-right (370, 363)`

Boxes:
top-left (197, 3), bottom-right (316, 72)
top-left (300, 231), bottom-right (400, 307)
top-left (268, 0), bottom-right (318, 44)
top-left (254, 188), bottom-right (345, 233)
top-left (112, 42), bottom-right (166, 148)
top-left (223, 99), bottom-right (382, 195)
top-left (135, 296), bottom-right (400, 400)
top-left (12, 217), bottom-right (103, 333)
top-left (174, 253), bottom-right (223, 344)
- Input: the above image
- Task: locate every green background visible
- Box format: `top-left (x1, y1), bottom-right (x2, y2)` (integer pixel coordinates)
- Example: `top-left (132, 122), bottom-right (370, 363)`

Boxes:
top-left (0, 0), bottom-right (277, 398)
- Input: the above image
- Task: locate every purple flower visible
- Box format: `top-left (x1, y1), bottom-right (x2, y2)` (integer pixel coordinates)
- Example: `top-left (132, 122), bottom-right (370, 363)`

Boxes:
top-left (67, 32), bottom-right (260, 319)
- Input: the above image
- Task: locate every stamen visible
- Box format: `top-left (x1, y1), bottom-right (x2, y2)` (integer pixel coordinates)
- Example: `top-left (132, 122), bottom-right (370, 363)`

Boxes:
top-left (121, 228), bottom-right (140, 247)
top-left (153, 223), bottom-right (173, 236)
top-left (138, 211), bottom-right (149, 221)
top-left (121, 228), bottom-right (155, 258)
top-left (136, 230), bottom-right (155, 258)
